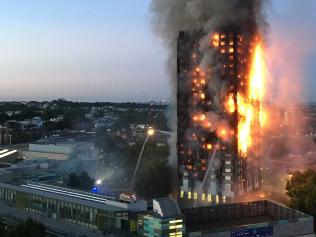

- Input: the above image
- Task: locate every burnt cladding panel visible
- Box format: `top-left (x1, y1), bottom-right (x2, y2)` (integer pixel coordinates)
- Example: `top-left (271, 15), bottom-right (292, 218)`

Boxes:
top-left (177, 31), bottom-right (193, 185)
top-left (177, 28), bottom-right (261, 205)
top-left (177, 31), bottom-right (209, 187)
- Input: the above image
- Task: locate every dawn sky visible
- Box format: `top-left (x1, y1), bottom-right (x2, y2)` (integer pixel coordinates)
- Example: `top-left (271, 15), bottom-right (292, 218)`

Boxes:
top-left (0, 0), bottom-right (315, 102)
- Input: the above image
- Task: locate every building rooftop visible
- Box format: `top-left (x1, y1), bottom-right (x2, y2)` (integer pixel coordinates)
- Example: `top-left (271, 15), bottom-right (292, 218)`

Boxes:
top-left (153, 198), bottom-right (181, 218)
top-left (0, 182), bottom-right (147, 213)
top-left (0, 149), bottom-right (17, 159)
top-left (182, 200), bottom-right (312, 234)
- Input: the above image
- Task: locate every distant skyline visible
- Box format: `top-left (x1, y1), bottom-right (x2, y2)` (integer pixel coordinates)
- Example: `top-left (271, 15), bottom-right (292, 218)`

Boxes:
top-left (0, 0), bottom-right (315, 102)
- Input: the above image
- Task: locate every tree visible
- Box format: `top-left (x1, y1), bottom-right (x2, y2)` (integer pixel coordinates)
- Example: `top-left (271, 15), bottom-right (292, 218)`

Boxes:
top-left (286, 169), bottom-right (316, 218)
top-left (78, 172), bottom-right (95, 191)
top-left (5, 218), bottom-right (46, 237)
top-left (0, 113), bottom-right (9, 125)
top-left (134, 159), bottom-right (173, 200)
top-left (68, 172), bottom-right (94, 191)
top-left (0, 220), bottom-right (5, 237)
top-left (68, 173), bottom-right (80, 189)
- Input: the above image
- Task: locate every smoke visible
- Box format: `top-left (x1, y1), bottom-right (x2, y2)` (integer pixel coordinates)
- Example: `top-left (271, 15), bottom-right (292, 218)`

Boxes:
top-left (150, 0), bottom-right (270, 164)
top-left (262, 0), bottom-right (316, 169)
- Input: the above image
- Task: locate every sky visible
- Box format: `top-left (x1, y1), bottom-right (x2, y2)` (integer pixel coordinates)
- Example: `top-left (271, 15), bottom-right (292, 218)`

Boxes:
top-left (0, 0), bottom-right (315, 102)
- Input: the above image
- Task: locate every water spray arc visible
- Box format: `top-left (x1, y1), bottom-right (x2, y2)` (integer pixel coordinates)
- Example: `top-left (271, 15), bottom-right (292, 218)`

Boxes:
top-left (193, 146), bottom-right (218, 208)
top-left (131, 128), bottom-right (155, 189)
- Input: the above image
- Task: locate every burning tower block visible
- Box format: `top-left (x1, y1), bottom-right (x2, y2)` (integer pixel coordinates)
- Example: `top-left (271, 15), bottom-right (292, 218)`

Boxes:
top-left (177, 28), bottom-right (265, 207)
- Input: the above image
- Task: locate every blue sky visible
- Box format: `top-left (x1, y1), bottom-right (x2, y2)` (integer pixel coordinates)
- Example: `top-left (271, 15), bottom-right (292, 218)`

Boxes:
top-left (0, 0), bottom-right (315, 102)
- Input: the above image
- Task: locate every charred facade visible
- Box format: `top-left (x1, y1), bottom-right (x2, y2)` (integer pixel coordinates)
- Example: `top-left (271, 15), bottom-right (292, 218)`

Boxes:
top-left (177, 29), bottom-right (261, 206)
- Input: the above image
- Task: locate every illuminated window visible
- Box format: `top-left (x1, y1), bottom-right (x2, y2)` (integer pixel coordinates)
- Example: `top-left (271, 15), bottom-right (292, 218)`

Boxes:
top-left (223, 196), bottom-right (227, 203)
top-left (225, 168), bottom-right (232, 173)
top-left (194, 192), bottom-right (198, 200)
top-left (229, 47), bottom-right (234, 53)
top-left (188, 192), bottom-right (192, 199)
top-left (169, 219), bottom-right (182, 224)
top-left (180, 191), bottom-right (184, 198)
top-left (225, 176), bottom-right (231, 181)
top-left (212, 33), bottom-right (219, 47)
top-left (220, 49), bottom-right (226, 54)
top-left (202, 193), bottom-right (206, 201)
top-left (207, 194), bottom-right (212, 202)
top-left (216, 195), bottom-right (219, 203)
top-left (169, 233), bottom-right (183, 237)
top-left (169, 224), bottom-right (183, 230)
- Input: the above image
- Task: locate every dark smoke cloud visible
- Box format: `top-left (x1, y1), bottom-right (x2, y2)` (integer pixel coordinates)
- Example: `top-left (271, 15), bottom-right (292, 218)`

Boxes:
top-left (150, 0), bottom-right (270, 165)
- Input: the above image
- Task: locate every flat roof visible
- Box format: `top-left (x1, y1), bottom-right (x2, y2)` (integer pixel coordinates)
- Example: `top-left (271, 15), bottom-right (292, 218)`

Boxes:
top-left (0, 150), bottom-right (17, 159)
top-left (0, 182), bottom-right (127, 213)
top-left (183, 200), bottom-right (312, 233)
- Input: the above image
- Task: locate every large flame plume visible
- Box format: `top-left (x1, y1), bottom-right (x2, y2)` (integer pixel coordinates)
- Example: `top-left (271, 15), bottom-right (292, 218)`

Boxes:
top-left (237, 42), bottom-right (266, 157)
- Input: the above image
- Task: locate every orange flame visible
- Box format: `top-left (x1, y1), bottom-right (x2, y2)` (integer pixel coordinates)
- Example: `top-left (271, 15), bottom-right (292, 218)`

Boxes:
top-left (226, 93), bottom-right (235, 113)
top-left (212, 34), bottom-right (219, 47)
top-left (238, 42), bottom-right (266, 157)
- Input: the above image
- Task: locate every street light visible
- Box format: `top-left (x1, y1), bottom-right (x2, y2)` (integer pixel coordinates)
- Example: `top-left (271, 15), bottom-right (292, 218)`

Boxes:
top-left (96, 179), bottom-right (102, 185)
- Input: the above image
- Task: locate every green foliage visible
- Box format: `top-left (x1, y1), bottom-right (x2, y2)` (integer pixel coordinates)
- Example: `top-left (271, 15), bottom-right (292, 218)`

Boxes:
top-left (4, 218), bottom-right (45, 237)
top-left (0, 113), bottom-right (9, 124)
top-left (122, 142), bottom-right (169, 174)
top-left (68, 172), bottom-right (95, 191)
top-left (112, 109), bottom-right (168, 131)
top-left (0, 220), bottom-right (5, 237)
top-left (134, 158), bottom-right (173, 200)
top-left (63, 108), bottom-right (85, 122)
top-left (10, 108), bottom-right (41, 121)
top-left (44, 120), bottom-right (69, 131)
top-left (42, 108), bottom-right (65, 121)
top-left (286, 169), bottom-right (316, 218)
top-left (10, 130), bottom-right (40, 144)
top-left (126, 141), bottom-right (171, 199)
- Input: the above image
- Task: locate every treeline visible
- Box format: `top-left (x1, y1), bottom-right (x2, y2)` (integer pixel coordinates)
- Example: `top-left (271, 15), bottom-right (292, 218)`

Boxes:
top-left (0, 99), bottom-right (167, 112)
top-left (0, 218), bottom-right (45, 237)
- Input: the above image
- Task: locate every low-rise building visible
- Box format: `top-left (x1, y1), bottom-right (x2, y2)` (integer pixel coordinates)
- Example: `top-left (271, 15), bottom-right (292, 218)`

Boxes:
top-left (138, 198), bottom-right (185, 237)
top-left (21, 139), bottom-right (98, 161)
top-left (183, 200), bottom-right (314, 237)
top-left (0, 149), bottom-right (19, 163)
top-left (0, 182), bottom-right (147, 234)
